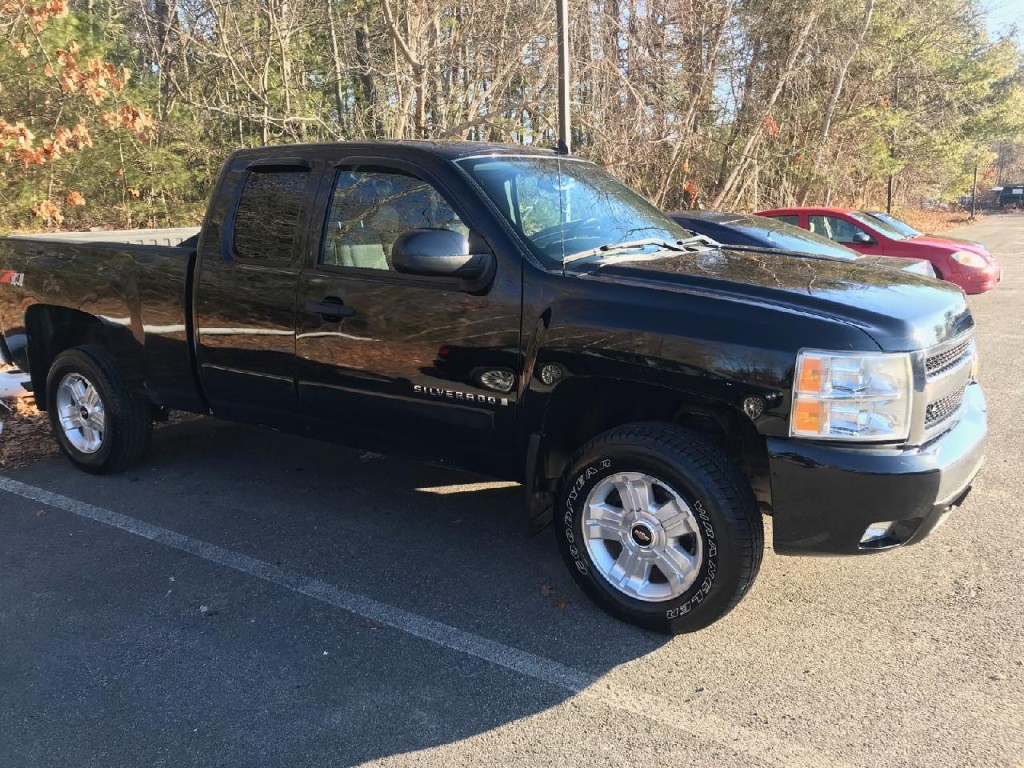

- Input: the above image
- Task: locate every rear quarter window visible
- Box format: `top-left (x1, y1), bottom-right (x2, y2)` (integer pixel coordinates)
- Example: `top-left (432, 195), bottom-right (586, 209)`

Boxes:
top-left (233, 170), bottom-right (310, 263)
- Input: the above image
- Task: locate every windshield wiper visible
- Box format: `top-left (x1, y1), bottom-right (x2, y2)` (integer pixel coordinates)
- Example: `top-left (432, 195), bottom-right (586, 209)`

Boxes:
top-left (562, 235), bottom-right (718, 266)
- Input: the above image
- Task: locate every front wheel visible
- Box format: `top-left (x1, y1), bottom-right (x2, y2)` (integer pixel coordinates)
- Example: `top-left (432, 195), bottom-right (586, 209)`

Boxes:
top-left (556, 422), bottom-right (763, 634)
top-left (46, 345), bottom-right (153, 474)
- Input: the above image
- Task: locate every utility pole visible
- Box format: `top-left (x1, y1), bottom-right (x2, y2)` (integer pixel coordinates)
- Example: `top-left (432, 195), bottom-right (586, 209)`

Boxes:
top-left (886, 71), bottom-right (900, 214)
top-left (556, 0), bottom-right (571, 155)
top-left (970, 159), bottom-right (978, 221)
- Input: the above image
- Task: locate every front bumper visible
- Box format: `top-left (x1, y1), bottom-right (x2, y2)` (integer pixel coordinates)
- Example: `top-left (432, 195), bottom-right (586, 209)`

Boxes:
top-left (955, 263), bottom-right (1002, 294)
top-left (767, 382), bottom-right (986, 555)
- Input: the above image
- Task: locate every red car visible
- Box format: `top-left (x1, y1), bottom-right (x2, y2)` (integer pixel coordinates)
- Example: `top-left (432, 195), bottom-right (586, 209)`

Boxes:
top-left (757, 207), bottom-right (1001, 294)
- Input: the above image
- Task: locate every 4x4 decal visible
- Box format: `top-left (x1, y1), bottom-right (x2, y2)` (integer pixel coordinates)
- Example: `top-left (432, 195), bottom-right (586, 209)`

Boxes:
top-left (0, 270), bottom-right (25, 287)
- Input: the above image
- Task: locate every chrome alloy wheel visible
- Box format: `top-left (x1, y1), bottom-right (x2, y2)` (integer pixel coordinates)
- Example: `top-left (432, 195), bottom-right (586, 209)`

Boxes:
top-left (55, 372), bottom-right (106, 454)
top-left (581, 471), bottom-right (704, 602)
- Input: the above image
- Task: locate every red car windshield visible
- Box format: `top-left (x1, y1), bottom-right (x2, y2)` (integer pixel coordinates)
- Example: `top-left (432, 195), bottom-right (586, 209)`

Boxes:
top-left (848, 211), bottom-right (909, 241)
top-left (864, 212), bottom-right (922, 239)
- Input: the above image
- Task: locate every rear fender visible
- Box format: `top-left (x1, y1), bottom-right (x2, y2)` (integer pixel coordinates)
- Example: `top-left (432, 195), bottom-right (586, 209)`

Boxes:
top-left (24, 305), bottom-right (143, 409)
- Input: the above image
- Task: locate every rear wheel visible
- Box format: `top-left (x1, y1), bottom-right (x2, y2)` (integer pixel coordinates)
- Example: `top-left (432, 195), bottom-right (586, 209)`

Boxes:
top-left (46, 345), bottom-right (153, 474)
top-left (556, 422), bottom-right (763, 634)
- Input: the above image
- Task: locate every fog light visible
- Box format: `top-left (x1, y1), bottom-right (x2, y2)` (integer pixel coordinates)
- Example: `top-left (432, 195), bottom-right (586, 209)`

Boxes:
top-left (859, 521), bottom-right (895, 546)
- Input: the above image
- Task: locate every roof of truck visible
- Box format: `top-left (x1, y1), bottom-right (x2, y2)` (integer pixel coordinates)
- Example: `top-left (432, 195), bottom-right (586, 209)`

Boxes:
top-left (758, 206), bottom-right (858, 216)
top-left (229, 140), bottom-right (562, 163)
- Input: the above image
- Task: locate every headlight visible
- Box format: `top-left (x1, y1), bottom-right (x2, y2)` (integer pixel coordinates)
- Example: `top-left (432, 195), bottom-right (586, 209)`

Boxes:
top-left (951, 250), bottom-right (987, 268)
top-left (791, 350), bottom-right (912, 441)
top-left (907, 260), bottom-right (936, 278)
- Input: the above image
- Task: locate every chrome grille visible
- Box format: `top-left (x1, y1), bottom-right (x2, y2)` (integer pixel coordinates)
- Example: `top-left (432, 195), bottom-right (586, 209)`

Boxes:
top-left (925, 383), bottom-right (967, 429)
top-left (915, 331), bottom-right (975, 442)
top-left (926, 337), bottom-right (972, 379)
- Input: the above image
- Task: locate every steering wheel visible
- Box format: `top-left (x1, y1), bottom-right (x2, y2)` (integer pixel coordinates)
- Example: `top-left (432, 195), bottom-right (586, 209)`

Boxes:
top-left (530, 217), bottom-right (605, 251)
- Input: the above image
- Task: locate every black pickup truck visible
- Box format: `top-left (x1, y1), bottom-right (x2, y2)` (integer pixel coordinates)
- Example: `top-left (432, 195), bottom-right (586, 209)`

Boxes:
top-left (0, 141), bottom-right (986, 633)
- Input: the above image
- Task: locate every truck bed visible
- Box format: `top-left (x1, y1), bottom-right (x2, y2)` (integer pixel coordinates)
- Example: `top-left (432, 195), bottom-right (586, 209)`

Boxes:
top-left (0, 229), bottom-right (203, 412)
top-left (4, 227), bottom-right (201, 248)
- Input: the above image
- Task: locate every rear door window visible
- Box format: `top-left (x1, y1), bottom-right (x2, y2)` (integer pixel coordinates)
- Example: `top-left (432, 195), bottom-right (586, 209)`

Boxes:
top-left (234, 169), bottom-right (310, 263)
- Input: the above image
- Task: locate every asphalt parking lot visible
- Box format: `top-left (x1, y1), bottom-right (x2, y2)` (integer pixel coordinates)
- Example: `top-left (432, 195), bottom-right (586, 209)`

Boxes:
top-left (2, 217), bottom-right (1023, 768)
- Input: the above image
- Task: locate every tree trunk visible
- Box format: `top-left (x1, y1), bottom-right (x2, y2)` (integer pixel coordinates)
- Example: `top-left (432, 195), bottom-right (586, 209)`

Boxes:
top-left (711, 9), bottom-right (821, 208)
top-left (798, 0), bottom-right (874, 203)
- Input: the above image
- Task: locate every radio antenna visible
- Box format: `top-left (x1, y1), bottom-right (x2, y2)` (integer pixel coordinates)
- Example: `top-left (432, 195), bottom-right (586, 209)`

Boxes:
top-left (556, 0), bottom-right (571, 155)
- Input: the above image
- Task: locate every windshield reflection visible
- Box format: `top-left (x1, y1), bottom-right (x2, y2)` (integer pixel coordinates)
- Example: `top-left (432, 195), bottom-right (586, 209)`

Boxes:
top-left (864, 212), bottom-right (922, 239)
top-left (456, 156), bottom-right (694, 269)
top-left (849, 211), bottom-right (909, 240)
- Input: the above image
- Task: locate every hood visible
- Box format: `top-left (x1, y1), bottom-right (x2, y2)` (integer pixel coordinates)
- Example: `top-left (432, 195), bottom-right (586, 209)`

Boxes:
top-left (856, 254), bottom-right (935, 277)
top-left (910, 235), bottom-right (989, 257)
top-left (580, 248), bottom-right (972, 351)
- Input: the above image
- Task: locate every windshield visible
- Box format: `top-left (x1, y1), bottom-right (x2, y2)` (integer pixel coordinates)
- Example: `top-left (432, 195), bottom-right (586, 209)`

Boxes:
top-left (455, 156), bottom-right (695, 269)
top-left (728, 215), bottom-right (859, 259)
top-left (848, 211), bottom-right (909, 240)
top-left (864, 212), bottom-right (921, 238)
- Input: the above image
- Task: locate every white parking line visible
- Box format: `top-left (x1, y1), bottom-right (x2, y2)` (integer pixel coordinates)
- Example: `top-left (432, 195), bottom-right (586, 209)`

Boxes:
top-left (0, 475), bottom-right (855, 768)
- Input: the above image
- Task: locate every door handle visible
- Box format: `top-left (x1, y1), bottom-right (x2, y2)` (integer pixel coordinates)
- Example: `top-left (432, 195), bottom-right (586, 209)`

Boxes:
top-left (306, 297), bottom-right (356, 321)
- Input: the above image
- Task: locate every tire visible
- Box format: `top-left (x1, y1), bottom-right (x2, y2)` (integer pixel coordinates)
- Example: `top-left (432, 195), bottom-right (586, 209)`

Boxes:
top-left (46, 345), bottom-right (153, 474)
top-left (556, 422), bottom-right (763, 634)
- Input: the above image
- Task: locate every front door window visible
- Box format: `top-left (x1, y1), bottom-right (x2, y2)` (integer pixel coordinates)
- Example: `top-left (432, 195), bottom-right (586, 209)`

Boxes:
top-left (808, 215), bottom-right (869, 245)
top-left (322, 168), bottom-right (468, 271)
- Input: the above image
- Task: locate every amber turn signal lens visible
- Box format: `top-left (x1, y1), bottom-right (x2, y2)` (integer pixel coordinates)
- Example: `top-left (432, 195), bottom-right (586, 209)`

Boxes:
top-left (797, 356), bottom-right (823, 394)
top-left (793, 399), bottom-right (825, 433)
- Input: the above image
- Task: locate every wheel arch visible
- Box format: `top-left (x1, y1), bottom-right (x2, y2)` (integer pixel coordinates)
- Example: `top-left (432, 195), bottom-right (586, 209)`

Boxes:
top-left (525, 376), bottom-right (771, 530)
top-left (24, 305), bottom-right (142, 410)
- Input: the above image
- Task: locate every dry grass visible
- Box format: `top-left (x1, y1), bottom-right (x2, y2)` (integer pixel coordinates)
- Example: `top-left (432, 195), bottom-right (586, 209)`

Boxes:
top-left (0, 398), bottom-right (59, 470)
top-left (895, 209), bottom-right (986, 234)
top-left (0, 364), bottom-right (58, 470)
